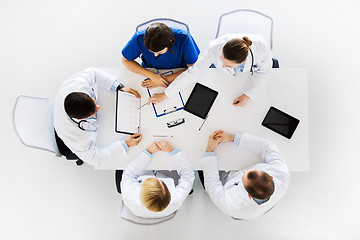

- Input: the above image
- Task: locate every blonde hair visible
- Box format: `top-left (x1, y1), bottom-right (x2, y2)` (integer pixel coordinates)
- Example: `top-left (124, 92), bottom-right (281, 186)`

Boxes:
top-left (140, 178), bottom-right (171, 212)
top-left (222, 36), bottom-right (252, 63)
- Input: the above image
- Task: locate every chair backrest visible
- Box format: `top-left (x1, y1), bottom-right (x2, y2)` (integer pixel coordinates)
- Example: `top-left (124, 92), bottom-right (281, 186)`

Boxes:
top-left (13, 95), bottom-right (60, 156)
top-left (119, 201), bottom-right (176, 225)
top-left (216, 9), bottom-right (273, 50)
top-left (136, 18), bottom-right (189, 32)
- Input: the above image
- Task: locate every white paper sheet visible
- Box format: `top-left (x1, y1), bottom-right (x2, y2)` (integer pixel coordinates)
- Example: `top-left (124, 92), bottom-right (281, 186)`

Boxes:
top-left (116, 91), bottom-right (140, 134)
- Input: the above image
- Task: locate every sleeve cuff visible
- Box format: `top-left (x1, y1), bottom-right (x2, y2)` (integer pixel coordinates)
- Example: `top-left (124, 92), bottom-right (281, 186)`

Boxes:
top-left (143, 149), bottom-right (152, 157)
top-left (170, 149), bottom-right (180, 156)
top-left (163, 89), bottom-right (170, 97)
top-left (204, 152), bottom-right (216, 157)
top-left (234, 133), bottom-right (242, 146)
top-left (111, 81), bottom-right (123, 91)
top-left (242, 90), bottom-right (255, 100)
top-left (121, 140), bottom-right (129, 151)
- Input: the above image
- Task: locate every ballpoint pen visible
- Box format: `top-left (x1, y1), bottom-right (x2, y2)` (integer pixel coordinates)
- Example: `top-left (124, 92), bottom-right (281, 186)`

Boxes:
top-left (199, 115), bottom-right (209, 131)
top-left (138, 102), bottom-right (148, 109)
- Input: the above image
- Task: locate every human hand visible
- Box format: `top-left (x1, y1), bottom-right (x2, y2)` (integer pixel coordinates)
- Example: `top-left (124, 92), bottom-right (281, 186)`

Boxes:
top-left (148, 92), bottom-right (167, 104)
top-left (146, 73), bottom-right (169, 88)
top-left (122, 87), bottom-right (141, 98)
top-left (233, 94), bottom-right (249, 106)
top-left (156, 141), bottom-right (175, 153)
top-left (125, 133), bottom-right (142, 147)
top-left (217, 132), bottom-right (235, 143)
top-left (206, 130), bottom-right (223, 152)
top-left (163, 73), bottom-right (176, 83)
top-left (146, 143), bottom-right (160, 154)
top-left (141, 79), bottom-right (159, 89)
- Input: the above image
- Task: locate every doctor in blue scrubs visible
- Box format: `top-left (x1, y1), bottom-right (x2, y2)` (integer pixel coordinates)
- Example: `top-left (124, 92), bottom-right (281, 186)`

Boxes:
top-left (121, 22), bottom-right (200, 89)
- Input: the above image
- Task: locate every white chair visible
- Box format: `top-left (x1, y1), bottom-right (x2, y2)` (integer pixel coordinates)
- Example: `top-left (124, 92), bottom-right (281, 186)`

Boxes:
top-left (13, 95), bottom-right (61, 156)
top-left (216, 9), bottom-right (273, 49)
top-left (136, 18), bottom-right (189, 32)
top-left (216, 9), bottom-right (278, 68)
top-left (119, 201), bottom-right (176, 225)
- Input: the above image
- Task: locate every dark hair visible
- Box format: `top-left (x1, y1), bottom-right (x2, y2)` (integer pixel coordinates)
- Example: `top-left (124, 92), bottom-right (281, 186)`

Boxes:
top-left (244, 170), bottom-right (274, 200)
top-left (222, 36), bottom-right (252, 64)
top-left (64, 92), bottom-right (96, 119)
top-left (144, 22), bottom-right (175, 54)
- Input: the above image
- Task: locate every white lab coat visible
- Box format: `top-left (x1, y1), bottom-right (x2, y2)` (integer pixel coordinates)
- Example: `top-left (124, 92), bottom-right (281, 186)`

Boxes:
top-left (201, 132), bottom-right (290, 219)
top-left (121, 150), bottom-right (195, 218)
top-left (164, 34), bottom-right (272, 99)
top-left (54, 67), bottom-right (126, 167)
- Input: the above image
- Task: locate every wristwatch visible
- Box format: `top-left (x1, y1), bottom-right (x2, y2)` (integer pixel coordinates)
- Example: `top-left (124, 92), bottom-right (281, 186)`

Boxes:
top-left (116, 83), bottom-right (124, 91)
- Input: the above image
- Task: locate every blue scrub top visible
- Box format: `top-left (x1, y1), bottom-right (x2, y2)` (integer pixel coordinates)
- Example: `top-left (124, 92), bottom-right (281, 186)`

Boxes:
top-left (122, 28), bottom-right (200, 69)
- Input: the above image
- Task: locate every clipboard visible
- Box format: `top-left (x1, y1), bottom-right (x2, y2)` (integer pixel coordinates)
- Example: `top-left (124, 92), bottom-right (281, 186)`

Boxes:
top-left (115, 90), bottom-right (141, 134)
top-left (147, 88), bottom-right (185, 117)
top-left (146, 71), bottom-right (185, 117)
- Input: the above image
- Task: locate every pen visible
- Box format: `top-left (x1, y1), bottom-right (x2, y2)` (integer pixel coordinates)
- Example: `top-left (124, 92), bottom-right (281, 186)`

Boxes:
top-left (199, 115), bottom-right (209, 131)
top-left (138, 102), bottom-right (148, 109)
top-left (153, 135), bottom-right (173, 137)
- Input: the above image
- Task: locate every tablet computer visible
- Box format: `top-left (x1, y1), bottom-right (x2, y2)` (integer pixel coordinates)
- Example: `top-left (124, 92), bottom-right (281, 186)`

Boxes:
top-left (262, 106), bottom-right (300, 139)
top-left (184, 83), bottom-right (218, 119)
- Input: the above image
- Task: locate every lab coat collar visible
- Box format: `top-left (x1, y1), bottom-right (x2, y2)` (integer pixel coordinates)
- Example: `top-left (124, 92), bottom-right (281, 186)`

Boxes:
top-left (227, 171), bottom-right (269, 206)
top-left (137, 175), bottom-right (176, 192)
top-left (242, 47), bottom-right (253, 73)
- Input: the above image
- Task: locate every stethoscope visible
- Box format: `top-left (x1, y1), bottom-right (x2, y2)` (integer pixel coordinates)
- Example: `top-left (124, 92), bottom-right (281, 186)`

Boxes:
top-left (70, 117), bottom-right (97, 132)
top-left (225, 48), bottom-right (254, 76)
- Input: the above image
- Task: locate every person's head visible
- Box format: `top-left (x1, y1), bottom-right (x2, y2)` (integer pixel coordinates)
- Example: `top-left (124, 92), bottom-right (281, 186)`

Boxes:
top-left (242, 169), bottom-right (274, 200)
top-left (221, 36), bottom-right (252, 68)
top-left (64, 92), bottom-right (100, 119)
top-left (140, 178), bottom-right (171, 212)
top-left (144, 22), bottom-right (175, 56)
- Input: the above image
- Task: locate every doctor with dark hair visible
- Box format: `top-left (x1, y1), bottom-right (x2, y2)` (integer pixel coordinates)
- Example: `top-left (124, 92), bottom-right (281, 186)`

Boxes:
top-left (121, 22), bottom-right (200, 89)
top-left (54, 68), bottom-right (141, 167)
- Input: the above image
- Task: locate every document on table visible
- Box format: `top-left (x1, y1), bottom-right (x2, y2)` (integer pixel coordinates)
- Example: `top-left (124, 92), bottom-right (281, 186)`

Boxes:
top-left (115, 90), bottom-right (140, 134)
top-left (147, 86), bottom-right (184, 117)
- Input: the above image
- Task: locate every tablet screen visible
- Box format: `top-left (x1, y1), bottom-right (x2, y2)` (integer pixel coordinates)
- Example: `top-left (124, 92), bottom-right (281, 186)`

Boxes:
top-left (262, 107), bottom-right (300, 139)
top-left (184, 83), bottom-right (218, 119)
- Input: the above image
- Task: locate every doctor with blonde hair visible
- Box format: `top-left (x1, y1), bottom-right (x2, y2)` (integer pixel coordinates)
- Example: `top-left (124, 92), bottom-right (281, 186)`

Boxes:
top-left (120, 141), bottom-right (194, 218)
top-left (140, 177), bottom-right (171, 212)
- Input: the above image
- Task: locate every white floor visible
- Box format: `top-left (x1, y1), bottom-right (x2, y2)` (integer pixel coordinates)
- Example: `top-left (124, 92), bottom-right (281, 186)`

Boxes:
top-left (1, 0), bottom-right (360, 239)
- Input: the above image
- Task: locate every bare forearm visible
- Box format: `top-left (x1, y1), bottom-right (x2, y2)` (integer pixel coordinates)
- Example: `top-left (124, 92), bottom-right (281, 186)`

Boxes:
top-left (166, 69), bottom-right (187, 83)
top-left (121, 57), bottom-right (156, 79)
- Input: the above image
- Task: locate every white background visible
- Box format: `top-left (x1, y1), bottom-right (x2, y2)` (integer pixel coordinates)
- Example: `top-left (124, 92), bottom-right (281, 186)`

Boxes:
top-left (1, 0), bottom-right (360, 239)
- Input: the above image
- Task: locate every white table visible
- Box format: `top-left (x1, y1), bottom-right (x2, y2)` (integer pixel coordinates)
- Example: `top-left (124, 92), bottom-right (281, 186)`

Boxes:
top-left (96, 67), bottom-right (308, 171)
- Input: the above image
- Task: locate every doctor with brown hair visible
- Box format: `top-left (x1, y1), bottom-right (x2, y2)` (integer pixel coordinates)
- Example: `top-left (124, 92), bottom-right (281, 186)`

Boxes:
top-left (200, 130), bottom-right (290, 219)
top-left (148, 34), bottom-right (272, 107)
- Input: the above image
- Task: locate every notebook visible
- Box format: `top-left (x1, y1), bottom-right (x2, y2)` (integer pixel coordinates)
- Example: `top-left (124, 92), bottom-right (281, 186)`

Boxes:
top-left (115, 90), bottom-right (141, 134)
